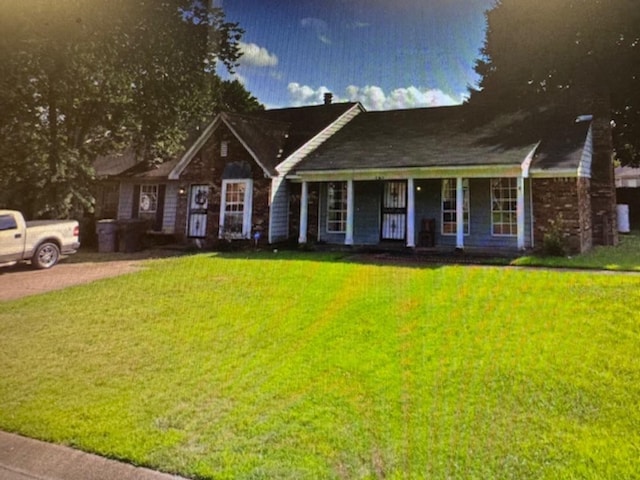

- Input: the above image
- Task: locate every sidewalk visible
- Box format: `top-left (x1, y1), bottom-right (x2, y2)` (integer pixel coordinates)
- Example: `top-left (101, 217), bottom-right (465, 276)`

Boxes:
top-left (0, 431), bottom-right (188, 480)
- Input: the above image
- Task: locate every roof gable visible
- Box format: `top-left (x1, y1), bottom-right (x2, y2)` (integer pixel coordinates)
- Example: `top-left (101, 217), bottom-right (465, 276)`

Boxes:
top-left (220, 112), bottom-right (290, 176)
top-left (169, 102), bottom-right (360, 180)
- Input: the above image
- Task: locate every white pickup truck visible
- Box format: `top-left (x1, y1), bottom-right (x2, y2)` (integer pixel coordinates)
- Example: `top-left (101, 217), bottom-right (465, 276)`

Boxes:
top-left (0, 210), bottom-right (80, 269)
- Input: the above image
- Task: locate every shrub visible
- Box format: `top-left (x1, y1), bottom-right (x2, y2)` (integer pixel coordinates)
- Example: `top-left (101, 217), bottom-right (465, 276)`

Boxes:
top-left (541, 215), bottom-right (567, 256)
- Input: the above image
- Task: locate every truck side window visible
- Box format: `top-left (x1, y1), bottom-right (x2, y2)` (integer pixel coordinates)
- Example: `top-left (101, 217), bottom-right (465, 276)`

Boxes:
top-left (0, 214), bottom-right (18, 231)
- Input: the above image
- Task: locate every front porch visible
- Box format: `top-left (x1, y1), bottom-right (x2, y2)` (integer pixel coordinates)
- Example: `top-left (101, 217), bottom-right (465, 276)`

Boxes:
top-left (294, 177), bottom-right (532, 252)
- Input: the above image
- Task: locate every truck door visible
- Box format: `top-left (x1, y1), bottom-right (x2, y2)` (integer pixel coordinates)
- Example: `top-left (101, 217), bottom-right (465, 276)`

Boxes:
top-left (0, 213), bottom-right (25, 262)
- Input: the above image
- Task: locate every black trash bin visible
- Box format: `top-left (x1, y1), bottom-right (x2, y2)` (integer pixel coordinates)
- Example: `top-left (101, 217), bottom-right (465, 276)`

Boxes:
top-left (96, 219), bottom-right (118, 253)
top-left (117, 219), bottom-right (147, 253)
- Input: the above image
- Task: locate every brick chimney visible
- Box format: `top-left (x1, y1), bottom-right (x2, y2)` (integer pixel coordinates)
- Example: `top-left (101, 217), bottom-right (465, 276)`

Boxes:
top-left (588, 93), bottom-right (618, 246)
top-left (323, 92), bottom-right (333, 105)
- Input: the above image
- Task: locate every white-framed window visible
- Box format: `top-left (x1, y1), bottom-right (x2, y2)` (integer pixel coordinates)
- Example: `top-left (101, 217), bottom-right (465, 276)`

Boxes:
top-left (220, 141), bottom-right (229, 157)
top-left (327, 182), bottom-right (347, 233)
top-left (491, 178), bottom-right (518, 236)
top-left (220, 179), bottom-right (253, 239)
top-left (139, 184), bottom-right (158, 214)
top-left (441, 179), bottom-right (469, 235)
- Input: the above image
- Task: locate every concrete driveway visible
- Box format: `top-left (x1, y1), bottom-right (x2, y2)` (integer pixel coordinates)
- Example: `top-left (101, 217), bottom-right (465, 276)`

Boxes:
top-left (0, 247), bottom-right (188, 302)
top-left (0, 431), bottom-right (188, 480)
top-left (0, 258), bottom-right (145, 301)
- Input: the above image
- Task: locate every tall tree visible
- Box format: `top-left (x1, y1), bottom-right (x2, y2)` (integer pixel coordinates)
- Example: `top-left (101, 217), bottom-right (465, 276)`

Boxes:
top-left (0, 0), bottom-right (258, 218)
top-left (471, 0), bottom-right (640, 165)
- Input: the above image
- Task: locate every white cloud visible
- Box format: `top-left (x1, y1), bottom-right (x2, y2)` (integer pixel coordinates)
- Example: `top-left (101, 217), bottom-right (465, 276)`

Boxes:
top-left (287, 82), bottom-right (331, 106)
top-left (288, 83), bottom-right (461, 110)
top-left (348, 85), bottom-right (461, 110)
top-left (237, 41), bottom-right (278, 68)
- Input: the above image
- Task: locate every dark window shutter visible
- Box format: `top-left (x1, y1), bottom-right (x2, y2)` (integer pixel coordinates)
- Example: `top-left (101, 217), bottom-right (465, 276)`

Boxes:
top-left (154, 184), bottom-right (166, 231)
top-left (132, 184), bottom-right (140, 218)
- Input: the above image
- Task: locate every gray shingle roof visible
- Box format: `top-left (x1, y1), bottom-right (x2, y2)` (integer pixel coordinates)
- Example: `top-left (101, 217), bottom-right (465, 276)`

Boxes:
top-left (293, 105), bottom-right (589, 174)
top-left (93, 150), bottom-right (140, 177)
top-left (251, 103), bottom-right (359, 158)
top-left (531, 120), bottom-right (592, 172)
top-left (118, 158), bottom-right (180, 179)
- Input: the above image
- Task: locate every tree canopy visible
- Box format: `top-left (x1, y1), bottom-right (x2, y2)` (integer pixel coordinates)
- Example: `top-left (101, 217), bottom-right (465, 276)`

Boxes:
top-left (471, 0), bottom-right (640, 165)
top-left (0, 0), bottom-right (262, 218)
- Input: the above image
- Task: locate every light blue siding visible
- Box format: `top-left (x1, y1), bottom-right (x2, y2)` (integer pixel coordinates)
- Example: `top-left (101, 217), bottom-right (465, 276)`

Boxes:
top-left (316, 178), bottom-right (533, 249)
top-left (425, 178), bottom-right (532, 249)
top-left (318, 181), bottom-right (382, 245)
top-left (162, 183), bottom-right (178, 234)
top-left (353, 182), bottom-right (382, 244)
top-left (269, 177), bottom-right (289, 243)
top-left (118, 183), bottom-right (134, 220)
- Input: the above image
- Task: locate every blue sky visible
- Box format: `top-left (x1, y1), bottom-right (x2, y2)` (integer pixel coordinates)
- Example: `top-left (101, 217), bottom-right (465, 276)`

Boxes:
top-left (217, 0), bottom-right (495, 110)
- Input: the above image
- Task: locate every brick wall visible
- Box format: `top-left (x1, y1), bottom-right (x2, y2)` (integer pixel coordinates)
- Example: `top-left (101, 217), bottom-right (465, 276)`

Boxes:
top-left (589, 114), bottom-right (618, 246)
top-left (174, 124), bottom-right (272, 246)
top-left (532, 177), bottom-right (590, 253)
top-left (577, 177), bottom-right (593, 252)
top-left (568, 89), bottom-right (618, 246)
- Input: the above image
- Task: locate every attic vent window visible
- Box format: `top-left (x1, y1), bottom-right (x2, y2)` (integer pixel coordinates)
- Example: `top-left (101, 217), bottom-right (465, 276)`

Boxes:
top-left (221, 141), bottom-right (229, 157)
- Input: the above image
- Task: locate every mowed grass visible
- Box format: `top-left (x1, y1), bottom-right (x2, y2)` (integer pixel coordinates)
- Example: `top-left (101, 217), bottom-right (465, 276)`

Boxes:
top-left (1, 253), bottom-right (640, 479)
top-left (513, 230), bottom-right (640, 271)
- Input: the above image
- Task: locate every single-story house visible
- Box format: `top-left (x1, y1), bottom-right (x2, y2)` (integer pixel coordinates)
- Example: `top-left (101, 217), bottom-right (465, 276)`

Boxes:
top-left (102, 101), bottom-right (363, 244)
top-left (97, 99), bottom-right (618, 254)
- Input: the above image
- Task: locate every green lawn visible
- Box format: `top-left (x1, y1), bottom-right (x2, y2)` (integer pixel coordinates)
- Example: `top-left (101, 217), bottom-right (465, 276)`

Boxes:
top-left (513, 231), bottom-right (640, 271)
top-left (1, 253), bottom-right (640, 479)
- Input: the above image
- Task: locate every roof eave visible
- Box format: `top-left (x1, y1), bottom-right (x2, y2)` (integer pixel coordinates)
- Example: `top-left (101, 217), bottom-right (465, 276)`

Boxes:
top-left (290, 164), bottom-right (525, 182)
top-left (528, 168), bottom-right (580, 178)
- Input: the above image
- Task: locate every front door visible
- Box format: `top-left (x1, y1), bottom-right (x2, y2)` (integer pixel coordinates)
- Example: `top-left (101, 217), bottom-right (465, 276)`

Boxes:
top-left (381, 181), bottom-right (407, 241)
top-left (187, 185), bottom-right (209, 238)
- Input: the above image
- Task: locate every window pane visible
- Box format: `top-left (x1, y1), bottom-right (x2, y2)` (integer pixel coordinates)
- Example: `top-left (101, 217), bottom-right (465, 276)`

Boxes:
top-left (491, 178), bottom-right (517, 236)
top-left (327, 182), bottom-right (347, 233)
top-left (223, 181), bottom-right (249, 238)
top-left (441, 179), bottom-right (469, 235)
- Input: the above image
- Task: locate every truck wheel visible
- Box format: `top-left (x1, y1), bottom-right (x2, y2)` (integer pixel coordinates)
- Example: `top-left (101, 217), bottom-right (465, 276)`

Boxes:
top-left (32, 242), bottom-right (60, 269)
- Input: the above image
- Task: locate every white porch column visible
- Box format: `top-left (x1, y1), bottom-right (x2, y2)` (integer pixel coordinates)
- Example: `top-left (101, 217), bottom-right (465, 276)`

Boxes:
top-left (517, 176), bottom-right (526, 250)
top-left (456, 177), bottom-right (464, 249)
top-left (298, 181), bottom-right (308, 244)
top-left (406, 178), bottom-right (416, 247)
top-left (345, 179), bottom-right (354, 245)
